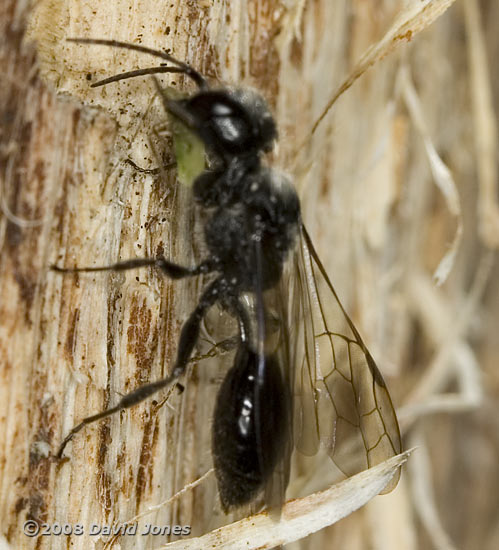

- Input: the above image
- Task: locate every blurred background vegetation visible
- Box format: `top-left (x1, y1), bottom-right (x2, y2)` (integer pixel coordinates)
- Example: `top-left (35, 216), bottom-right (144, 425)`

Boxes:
top-left (1, 1), bottom-right (497, 549)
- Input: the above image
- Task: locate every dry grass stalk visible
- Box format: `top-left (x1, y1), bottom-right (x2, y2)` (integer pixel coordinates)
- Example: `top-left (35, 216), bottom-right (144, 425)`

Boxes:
top-left (1, 1), bottom-right (498, 550)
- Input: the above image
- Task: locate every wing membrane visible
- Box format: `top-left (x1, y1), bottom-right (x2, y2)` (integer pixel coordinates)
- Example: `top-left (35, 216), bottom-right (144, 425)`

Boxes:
top-left (292, 224), bottom-right (402, 493)
top-left (252, 241), bottom-right (294, 513)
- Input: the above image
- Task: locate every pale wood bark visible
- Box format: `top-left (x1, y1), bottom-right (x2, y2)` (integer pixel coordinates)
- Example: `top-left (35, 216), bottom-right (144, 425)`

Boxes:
top-left (1, 1), bottom-right (498, 550)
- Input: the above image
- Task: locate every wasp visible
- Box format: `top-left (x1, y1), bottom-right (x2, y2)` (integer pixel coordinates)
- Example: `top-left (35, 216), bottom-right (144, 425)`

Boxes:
top-left (54, 38), bottom-right (401, 513)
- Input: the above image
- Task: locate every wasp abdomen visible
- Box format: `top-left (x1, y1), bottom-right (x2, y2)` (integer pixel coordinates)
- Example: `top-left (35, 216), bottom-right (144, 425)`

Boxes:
top-left (212, 343), bottom-right (289, 511)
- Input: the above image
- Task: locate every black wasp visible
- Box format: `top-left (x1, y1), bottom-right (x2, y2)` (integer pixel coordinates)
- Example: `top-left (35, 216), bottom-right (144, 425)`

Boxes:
top-left (54, 38), bottom-right (402, 513)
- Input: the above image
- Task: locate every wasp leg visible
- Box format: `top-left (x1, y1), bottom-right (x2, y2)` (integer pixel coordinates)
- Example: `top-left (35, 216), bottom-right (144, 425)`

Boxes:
top-left (57, 277), bottom-right (222, 458)
top-left (51, 257), bottom-right (214, 280)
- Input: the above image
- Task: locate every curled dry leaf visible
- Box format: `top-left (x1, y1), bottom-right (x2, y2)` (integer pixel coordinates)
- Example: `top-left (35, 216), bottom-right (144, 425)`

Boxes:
top-left (307, 0), bottom-right (459, 139)
top-left (158, 450), bottom-right (412, 550)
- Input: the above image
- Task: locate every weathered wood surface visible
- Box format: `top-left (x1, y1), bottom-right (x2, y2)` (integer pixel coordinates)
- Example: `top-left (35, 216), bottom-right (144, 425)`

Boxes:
top-left (1, 1), bottom-right (498, 550)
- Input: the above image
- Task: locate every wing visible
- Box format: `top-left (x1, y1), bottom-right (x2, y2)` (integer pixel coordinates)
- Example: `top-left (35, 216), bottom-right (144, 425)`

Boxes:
top-left (252, 240), bottom-right (294, 515)
top-left (209, 240), bottom-right (295, 517)
top-left (291, 224), bottom-right (402, 493)
top-left (262, 283), bottom-right (294, 514)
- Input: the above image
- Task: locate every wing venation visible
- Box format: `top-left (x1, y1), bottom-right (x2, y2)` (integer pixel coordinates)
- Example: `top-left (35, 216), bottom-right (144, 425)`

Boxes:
top-left (289, 224), bottom-right (401, 494)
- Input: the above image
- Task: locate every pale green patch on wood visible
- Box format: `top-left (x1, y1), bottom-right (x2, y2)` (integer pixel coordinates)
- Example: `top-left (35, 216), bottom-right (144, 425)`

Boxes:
top-left (163, 88), bottom-right (205, 188)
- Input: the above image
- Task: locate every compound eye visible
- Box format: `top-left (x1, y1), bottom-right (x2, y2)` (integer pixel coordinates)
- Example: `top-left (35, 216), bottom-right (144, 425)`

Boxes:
top-left (211, 104), bottom-right (250, 148)
top-left (170, 91), bottom-right (272, 157)
top-left (212, 103), bottom-right (232, 116)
